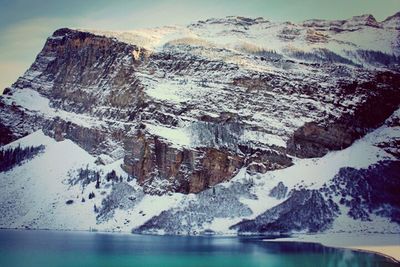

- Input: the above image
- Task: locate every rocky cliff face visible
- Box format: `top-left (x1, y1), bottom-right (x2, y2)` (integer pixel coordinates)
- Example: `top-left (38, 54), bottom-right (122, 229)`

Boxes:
top-left (23, 28), bottom-right (147, 116)
top-left (0, 13), bottom-right (399, 235)
top-left (287, 72), bottom-right (400, 158)
top-left (122, 129), bottom-right (244, 194)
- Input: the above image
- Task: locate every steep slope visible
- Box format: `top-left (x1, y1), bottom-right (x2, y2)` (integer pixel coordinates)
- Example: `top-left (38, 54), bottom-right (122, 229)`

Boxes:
top-left (136, 111), bottom-right (400, 235)
top-left (0, 130), bottom-right (184, 231)
top-left (382, 12), bottom-right (400, 30)
top-left (1, 108), bottom-right (398, 234)
top-left (0, 12), bottom-right (399, 235)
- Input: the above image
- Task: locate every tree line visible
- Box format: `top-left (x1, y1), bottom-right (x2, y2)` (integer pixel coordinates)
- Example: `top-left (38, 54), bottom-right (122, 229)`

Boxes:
top-left (0, 145), bottom-right (45, 172)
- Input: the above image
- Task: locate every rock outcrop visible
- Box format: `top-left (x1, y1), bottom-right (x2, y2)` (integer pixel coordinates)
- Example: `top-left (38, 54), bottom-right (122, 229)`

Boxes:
top-left (287, 72), bottom-right (400, 158)
top-left (122, 130), bottom-right (244, 194)
top-left (269, 182), bottom-right (288, 200)
top-left (286, 122), bottom-right (354, 158)
top-left (23, 28), bottom-right (147, 117)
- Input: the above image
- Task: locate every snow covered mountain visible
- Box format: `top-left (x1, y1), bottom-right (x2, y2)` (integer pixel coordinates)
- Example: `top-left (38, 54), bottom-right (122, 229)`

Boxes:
top-left (0, 13), bottom-right (399, 235)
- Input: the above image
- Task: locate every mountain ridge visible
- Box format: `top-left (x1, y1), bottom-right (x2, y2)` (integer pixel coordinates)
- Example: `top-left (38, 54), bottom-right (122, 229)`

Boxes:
top-left (0, 12), bottom-right (399, 235)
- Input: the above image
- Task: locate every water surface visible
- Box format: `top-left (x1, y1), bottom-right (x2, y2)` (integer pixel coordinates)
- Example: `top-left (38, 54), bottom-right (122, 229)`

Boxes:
top-left (0, 230), bottom-right (397, 267)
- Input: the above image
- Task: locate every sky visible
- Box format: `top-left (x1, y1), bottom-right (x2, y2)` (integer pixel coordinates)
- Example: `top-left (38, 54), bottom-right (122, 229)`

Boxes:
top-left (0, 0), bottom-right (399, 92)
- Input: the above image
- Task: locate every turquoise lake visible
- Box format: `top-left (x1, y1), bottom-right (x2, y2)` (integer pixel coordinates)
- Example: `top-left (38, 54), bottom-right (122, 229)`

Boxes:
top-left (0, 229), bottom-right (397, 267)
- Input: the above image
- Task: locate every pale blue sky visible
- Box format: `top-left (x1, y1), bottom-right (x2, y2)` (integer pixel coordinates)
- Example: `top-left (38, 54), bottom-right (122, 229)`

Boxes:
top-left (0, 0), bottom-right (399, 91)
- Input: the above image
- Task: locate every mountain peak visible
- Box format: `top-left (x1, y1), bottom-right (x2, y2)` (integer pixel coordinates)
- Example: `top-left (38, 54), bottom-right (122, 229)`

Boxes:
top-left (52, 28), bottom-right (76, 37)
top-left (384, 11), bottom-right (400, 21)
top-left (382, 11), bottom-right (400, 29)
top-left (351, 14), bottom-right (376, 21)
top-left (193, 16), bottom-right (269, 28)
top-left (50, 28), bottom-right (97, 40)
top-left (346, 14), bottom-right (379, 28)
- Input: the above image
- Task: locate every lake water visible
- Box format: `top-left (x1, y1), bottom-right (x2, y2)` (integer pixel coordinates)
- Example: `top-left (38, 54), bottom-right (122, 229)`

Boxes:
top-left (0, 230), bottom-right (397, 267)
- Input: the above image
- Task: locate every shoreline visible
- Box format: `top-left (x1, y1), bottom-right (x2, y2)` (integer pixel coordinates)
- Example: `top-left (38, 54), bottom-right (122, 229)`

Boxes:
top-left (267, 233), bottom-right (400, 263)
top-left (343, 246), bottom-right (399, 264)
top-left (1, 228), bottom-right (399, 262)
